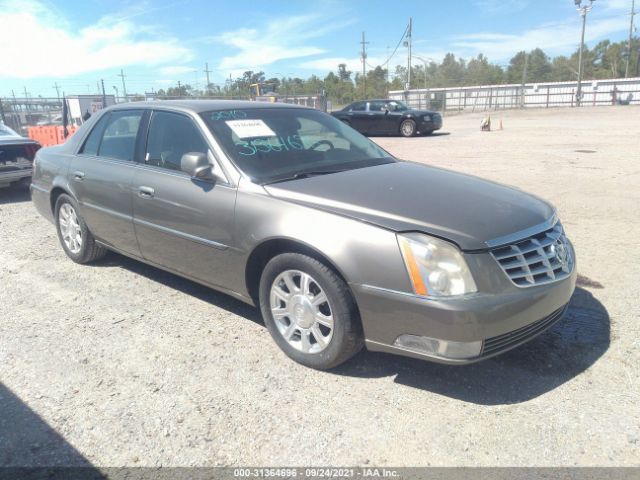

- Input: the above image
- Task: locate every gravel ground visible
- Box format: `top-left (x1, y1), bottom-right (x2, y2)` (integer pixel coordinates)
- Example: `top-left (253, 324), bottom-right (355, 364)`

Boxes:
top-left (1, 106), bottom-right (639, 467)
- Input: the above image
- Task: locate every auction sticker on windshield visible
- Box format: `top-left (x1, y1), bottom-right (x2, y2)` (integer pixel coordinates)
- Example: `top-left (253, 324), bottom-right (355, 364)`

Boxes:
top-left (226, 119), bottom-right (276, 139)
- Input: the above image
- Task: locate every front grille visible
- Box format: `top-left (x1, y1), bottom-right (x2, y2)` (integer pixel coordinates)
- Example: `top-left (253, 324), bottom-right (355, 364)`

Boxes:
top-left (482, 306), bottom-right (567, 356)
top-left (490, 223), bottom-right (573, 287)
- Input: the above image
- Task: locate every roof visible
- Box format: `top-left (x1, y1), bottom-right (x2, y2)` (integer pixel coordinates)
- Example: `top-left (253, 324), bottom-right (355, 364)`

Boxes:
top-left (106, 99), bottom-right (305, 114)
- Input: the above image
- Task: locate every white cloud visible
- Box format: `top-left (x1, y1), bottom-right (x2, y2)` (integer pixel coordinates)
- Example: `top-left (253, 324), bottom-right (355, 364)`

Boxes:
top-left (450, 15), bottom-right (629, 61)
top-left (214, 13), bottom-right (355, 73)
top-left (0, 0), bottom-right (193, 78)
top-left (600, 0), bottom-right (633, 11)
top-left (300, 49), bottom-right (450, 76)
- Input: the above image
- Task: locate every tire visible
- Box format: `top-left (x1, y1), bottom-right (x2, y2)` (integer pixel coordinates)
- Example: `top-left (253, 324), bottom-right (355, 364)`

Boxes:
top-left (259, 253), bottom-right (364, 370)
top-left (54, 193), bottom-right (107, 264)
top-left (400, 119), bottom-right (416, 137)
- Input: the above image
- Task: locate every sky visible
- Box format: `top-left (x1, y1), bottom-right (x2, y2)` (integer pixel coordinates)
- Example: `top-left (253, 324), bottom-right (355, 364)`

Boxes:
top-left (0, 0), bottom-right (635, 98)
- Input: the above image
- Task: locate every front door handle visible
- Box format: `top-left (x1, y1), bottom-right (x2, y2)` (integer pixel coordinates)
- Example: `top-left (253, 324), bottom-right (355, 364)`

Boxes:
top-left (138, 186), bottom-right (155, 198)
top-left (73, 171), bottom-right (85, 181)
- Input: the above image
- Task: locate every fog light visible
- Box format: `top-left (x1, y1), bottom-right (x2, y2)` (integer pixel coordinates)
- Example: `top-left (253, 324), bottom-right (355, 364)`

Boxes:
top-left (394, 334), bottom-right (482, 360)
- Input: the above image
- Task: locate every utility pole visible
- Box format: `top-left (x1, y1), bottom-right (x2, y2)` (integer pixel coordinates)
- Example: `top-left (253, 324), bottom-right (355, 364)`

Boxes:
top-left (204, 62), bottom-right (212, 95)
top-left (386, 46), bottom-right (391, 84)
top-left (53, 82), bottom-right (61, 102)
top-left (521, 52), bottom-right (529, 108)
top-left (575, 0), bottom-right (595, 107)
top-left (625, 0), bottom-right (636, 78)
top-left (101, 79), bottom-right (106, 108)
top-left (360, 31), bottom-right (369, 99)
top-left (23, 86), bottom-right (29, 111)
top-left (117, 69), bottom-right (128, 102)
top-left (406, 17), bottom-right (412, 90)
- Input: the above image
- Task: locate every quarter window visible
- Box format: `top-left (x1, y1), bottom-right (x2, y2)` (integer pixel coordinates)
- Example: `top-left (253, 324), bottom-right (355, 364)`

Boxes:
top-left (80, 113), bottom-right (110, 156)
top-left (96, 110), bottom-right (142, 161)
top-left (145, 111), bottom-right (209, 172)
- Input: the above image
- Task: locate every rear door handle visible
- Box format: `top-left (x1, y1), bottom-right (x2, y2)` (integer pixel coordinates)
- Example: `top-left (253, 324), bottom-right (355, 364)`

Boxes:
top-left (138, 186), bottom-right (155, 198)
top-left (73, 171), bottom-right (85, 181)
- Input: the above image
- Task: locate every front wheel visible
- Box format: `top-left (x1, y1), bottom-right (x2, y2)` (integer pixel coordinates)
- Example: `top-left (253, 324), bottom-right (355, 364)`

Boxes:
top-left (400, 119), bottom-right (416, 137)
top-left (259, 253), bottom-right (363, 370)
top-left (54, 193), bottom-right (107, 264)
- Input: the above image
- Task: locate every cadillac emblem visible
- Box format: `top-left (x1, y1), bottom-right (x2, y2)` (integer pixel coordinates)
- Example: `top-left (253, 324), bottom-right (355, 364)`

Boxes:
top-left (554, 237), bottom-right (570, 270)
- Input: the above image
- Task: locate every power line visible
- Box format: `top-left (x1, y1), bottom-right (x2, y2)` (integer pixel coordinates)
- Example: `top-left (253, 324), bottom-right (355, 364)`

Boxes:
top-left (373, 22), bottom-right (410, 69)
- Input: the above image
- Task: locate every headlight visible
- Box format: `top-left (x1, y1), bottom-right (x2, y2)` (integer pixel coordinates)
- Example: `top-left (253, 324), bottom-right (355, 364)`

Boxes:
top-left (422, 114), bottom-right (432, 121)
top-left (397, 233), bottom-right (477, 297)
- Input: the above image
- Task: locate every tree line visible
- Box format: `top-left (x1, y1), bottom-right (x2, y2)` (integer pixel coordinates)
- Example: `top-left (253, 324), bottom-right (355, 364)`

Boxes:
top-left (157, 37), bottom-right (638, 106)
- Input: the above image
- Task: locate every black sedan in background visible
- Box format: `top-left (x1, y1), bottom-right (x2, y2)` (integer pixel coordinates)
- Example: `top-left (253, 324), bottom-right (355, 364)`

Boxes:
top-left (331, 99), bottom-right (442, 137)
top-left (0, 124), bottom-right (40, 188)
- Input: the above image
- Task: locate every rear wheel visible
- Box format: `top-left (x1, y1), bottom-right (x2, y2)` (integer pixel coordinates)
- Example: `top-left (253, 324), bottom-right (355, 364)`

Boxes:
top-left (55, 194), bottom-right (107, 264)
top-left (259, 253), bottom-right (363, 370)
top-left (400, 119), bottom-right (416, 137)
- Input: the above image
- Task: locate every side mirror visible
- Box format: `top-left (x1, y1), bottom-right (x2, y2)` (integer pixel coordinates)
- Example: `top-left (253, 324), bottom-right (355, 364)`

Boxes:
top-left (181, 152), bottom-right (215, 181)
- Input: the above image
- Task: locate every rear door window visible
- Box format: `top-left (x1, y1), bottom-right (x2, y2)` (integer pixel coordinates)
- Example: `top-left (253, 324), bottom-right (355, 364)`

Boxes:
top-left (96, 110), bottom-right (143, 161)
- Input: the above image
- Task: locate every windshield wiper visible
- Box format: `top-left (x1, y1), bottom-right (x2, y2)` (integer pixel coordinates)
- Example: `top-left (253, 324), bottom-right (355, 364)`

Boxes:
top-left (262, 169), bottom-right (348, 185)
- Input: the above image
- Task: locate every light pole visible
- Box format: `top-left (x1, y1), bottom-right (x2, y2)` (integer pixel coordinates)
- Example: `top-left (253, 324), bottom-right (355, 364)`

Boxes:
top-left (574, 0), bottom-right (596, 107)
top-left (412, 56), bottom-right (434, 91)
top-left (412, 56), bottom-right (435, 109)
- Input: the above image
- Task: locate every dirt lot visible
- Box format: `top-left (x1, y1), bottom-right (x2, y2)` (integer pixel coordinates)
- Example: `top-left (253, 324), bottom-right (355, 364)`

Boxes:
top-left (1, 106), bottom-right (639, 467)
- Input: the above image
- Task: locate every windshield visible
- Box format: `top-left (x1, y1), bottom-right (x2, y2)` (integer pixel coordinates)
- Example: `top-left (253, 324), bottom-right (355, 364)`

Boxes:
top-left (201, 108), bottom-right (395, 184)
top-left (387, 101), bottom-right (409, 112)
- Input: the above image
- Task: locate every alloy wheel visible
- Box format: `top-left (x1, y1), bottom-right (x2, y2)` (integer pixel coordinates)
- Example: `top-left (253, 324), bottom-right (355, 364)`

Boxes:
top-left (58, 203), bottom-right (83, 254)
top-left (270, 269), bottom-right (334, 354)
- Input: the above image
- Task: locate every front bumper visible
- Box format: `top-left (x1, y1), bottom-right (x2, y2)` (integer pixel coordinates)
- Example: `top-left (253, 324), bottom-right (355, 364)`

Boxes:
top-left (418, 115), bottom-right (442, 133)
top-left (351, 252), bottom-right (577, 364)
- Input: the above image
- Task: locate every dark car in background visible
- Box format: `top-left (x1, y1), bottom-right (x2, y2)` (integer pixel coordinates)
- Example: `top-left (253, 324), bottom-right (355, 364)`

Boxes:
top-left (0, 124), bottom-right (40, 188)
top-left (331, 99), bottom-right (442, 137)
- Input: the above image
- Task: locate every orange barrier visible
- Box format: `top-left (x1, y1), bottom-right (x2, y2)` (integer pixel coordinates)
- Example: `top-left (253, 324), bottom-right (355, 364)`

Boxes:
top-left (28, 125), bottom-right (77, 146)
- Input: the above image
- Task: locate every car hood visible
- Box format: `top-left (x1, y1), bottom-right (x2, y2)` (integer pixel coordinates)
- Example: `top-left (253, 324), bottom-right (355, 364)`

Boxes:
top-left (264, 162), bottom-right (555, 251)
